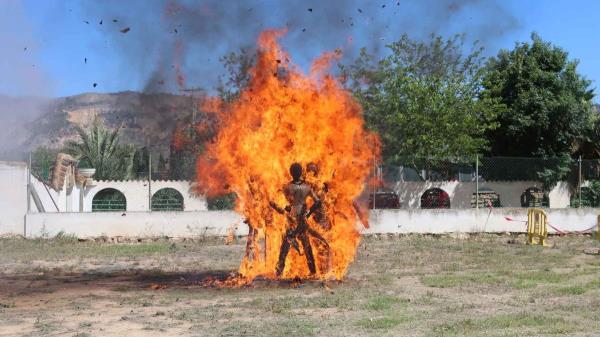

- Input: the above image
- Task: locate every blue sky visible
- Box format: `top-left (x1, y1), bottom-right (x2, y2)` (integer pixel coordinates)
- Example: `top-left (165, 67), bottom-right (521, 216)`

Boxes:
top-left (2, 0), bottom-right (599, 100)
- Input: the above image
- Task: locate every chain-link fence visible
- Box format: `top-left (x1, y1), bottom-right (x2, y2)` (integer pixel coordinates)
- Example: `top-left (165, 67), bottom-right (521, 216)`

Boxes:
top-left (29, 150), bottom-right (600, 210)
top-left (370, 156), bottom-right (600, 209)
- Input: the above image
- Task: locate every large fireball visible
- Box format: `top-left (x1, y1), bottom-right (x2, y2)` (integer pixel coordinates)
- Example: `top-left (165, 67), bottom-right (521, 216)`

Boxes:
top-left (196, 29), bottom-right (380, 281)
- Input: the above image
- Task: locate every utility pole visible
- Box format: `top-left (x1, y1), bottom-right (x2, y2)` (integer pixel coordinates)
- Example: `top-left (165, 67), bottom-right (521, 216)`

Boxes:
top-left (180, 87), bottom-right (204, 133)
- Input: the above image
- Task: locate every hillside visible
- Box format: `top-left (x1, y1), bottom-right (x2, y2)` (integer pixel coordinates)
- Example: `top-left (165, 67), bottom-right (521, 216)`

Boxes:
top-left (0, 92), bottom-right (200, 160)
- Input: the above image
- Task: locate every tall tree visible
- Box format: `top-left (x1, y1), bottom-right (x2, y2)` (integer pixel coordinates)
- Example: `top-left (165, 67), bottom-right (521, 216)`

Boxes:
top-left (342, 34), bottom-right (502, 166)
top-left (483, 33), bottom-right (595, 158)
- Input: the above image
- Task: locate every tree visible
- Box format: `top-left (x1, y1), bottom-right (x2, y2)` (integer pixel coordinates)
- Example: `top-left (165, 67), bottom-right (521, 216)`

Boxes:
top-left (64, 117), bottom-right (137, 180)
top-left (216, 48), bottom-right (256, 102)
top-left (169, 123), bottom-right (205, 180)
top-left (482, 33), bottom-right (595, 188)
top-left (31, 146), bottom-right (59, 180)
top-left (483, 33), bottom-right (595, 157)
top-left (341, 34), bottom-right (502, 166)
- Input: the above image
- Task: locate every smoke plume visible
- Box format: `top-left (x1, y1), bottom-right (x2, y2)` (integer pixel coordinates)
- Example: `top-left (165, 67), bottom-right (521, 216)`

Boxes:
top-left (80, 0), bottom-right (520, 93)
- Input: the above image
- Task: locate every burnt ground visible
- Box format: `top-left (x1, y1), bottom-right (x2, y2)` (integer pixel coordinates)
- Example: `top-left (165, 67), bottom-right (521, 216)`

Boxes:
top-left (1, 234), bottom-right (600, 337)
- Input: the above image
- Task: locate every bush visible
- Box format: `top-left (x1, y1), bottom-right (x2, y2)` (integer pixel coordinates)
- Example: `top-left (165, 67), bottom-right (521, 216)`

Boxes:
top-left (571, 180), bottom-right (600, 207)
top-left (207, 193), bottom-right (237, 210)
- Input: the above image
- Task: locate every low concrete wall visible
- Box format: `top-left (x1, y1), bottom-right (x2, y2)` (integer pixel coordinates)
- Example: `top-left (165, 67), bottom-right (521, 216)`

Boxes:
top-left (365, 208), bottom-right (599, 234)
top-left (19, 208), bottom-right (600, 238)
top-left (392, 181), bottom-right (571, 208)
top-left (24, 211), bottom-right (244, 238)
top-left (0, 162), bottom-right (27, 234)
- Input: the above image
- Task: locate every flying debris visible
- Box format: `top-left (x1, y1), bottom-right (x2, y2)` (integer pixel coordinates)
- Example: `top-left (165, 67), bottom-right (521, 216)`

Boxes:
top-left (120, 27), bottom-right (130, 33)
top-left (92, 83), bottom-right (97, 88)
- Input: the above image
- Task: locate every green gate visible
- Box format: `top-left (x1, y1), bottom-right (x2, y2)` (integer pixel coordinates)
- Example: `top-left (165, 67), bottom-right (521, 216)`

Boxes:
top-left (92, 188), bottom-right (126, 212)
top-left (151, 188), bottom-right (184, 211)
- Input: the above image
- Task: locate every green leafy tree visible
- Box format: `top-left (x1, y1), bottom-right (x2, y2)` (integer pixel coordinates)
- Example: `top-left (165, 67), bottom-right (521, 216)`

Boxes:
top-left (482, 33), bottom-right (595, 188)
top-left (64, 117), bottom-right (137, 180)
top-left (169, 124), bottom-right (205, 180)
top-left (31, 146), bottom-right (59, 180)
top-left (342, 34), bottom-right (502, 167)
top-left (483, 33), bottom-right (595, 157)
top-left (216, 47), bottom-right (256, 102)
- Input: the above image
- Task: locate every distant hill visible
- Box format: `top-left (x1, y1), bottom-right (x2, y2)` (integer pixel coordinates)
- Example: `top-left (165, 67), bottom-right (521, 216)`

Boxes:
top-left (0, 91), bottom-right (200, 160)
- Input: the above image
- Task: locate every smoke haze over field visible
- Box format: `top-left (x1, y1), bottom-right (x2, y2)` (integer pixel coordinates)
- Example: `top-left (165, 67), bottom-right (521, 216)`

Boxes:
top-left (80, 0), bottom-right (520, 94)
top-left (0, 0), bottom-right (522, 159)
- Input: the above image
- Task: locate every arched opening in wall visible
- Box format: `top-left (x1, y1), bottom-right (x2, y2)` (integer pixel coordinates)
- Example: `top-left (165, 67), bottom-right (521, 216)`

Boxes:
top-left (152, 188), bottom-right (184, 211)
top-left (471, 187), bottom-right (502, 208)
top-left (92, 188), bottom-right (126, 212)
top-left (420, 188), bottom-right (450, 209)
top-left (521, 187), bottom-right (549, 207)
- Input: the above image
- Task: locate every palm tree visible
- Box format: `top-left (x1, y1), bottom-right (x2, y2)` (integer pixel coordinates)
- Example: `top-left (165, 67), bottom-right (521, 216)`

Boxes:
top-left (65, 117), bottom-right (136, 180)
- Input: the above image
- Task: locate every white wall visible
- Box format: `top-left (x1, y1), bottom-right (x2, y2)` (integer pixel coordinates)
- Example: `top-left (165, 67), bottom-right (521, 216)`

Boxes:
top-left (20, 208), bottom-right (599, 238)
top-left (25, 211), bottom-right (244, 237)
top-left (365, 208), bottom-right (598, 234)
top-left (0, 162), bottom-right (27, 234)
top-left (27, 176), bottom-right (208, 213)
top-left (82, 179), bottom-right (207, 212)
top-left (392, 181), bottom-right (571, 209)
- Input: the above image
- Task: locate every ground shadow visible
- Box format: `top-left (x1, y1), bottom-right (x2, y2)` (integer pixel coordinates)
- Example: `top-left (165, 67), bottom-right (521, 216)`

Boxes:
top-left (0, 269), bottom-right (339, 297)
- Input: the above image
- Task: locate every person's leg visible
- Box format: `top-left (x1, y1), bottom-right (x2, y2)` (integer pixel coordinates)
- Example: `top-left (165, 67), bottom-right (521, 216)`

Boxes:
top-left (275, 232), bottom-right (292, 277)
top-left (300, 233), bottom-right (317, 275)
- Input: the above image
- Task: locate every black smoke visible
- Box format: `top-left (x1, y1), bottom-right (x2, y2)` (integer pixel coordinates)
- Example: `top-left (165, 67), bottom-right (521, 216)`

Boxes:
top-left (80, 0), bottom-right (520, 94)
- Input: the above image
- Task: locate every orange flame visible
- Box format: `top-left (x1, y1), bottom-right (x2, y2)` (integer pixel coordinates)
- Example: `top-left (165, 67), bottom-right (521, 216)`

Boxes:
top-left (196, 29), bottom-right (380, 281)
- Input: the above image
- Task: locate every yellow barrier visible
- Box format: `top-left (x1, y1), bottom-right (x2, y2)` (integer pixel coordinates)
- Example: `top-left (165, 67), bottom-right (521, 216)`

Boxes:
top-left (527, 208), bottom-right (548, 246)
top-left (597, 214), bottom-right (600, 242)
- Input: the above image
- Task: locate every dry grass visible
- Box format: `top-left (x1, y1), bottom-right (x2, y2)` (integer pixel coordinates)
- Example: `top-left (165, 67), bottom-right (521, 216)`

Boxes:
top-left (1, 233), bottom-right (600, 336)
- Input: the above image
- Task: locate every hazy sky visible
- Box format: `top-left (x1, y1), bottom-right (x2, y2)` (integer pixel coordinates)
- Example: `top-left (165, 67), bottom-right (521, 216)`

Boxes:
top-left (2, 0), bottom-right (599, 99)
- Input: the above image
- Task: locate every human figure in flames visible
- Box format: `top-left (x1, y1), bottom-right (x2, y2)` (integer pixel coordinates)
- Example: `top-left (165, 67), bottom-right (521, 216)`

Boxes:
top-left (270, 163), bottom-right (329, 278)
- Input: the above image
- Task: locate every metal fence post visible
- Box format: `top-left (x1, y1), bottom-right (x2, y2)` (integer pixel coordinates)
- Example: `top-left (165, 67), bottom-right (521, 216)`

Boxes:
top-left (372, 159), bottom-right (376, 210)
top-left (148, 153), bottom-right (152, 212)
top-left (579, 155), bottom-right (582, 208)
top-left (26, 152), bottom-right (31, 237)
top-left (475, 154), bottom-right (479, 209)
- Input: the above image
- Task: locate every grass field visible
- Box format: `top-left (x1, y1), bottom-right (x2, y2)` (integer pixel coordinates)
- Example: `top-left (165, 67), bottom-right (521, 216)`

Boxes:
top-left (1, 233), bottom-right (600, 337)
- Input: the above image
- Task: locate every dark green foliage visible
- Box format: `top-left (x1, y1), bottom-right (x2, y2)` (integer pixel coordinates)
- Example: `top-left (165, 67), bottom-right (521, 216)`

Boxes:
top-left (151, 188), bottom-right (184, 211)
top-left (341, 34), bottom-right (502, 165)
top-left (91, 188), bottom-right (126, 212)
top-left (216, 48), bottom-right (256, 102)
top-left (132, 146), bottom-right (150, 178)
top-left (31, 146), bottom-right (59, 180)
top-left (169, 125), bottom-right (205, 180)
top-left (64, 117), bottom-right (138, 180)
top-left (207, 193), bottom-right (237, 210)
top-left (157, 153), bottom-right (168, 179)
top-left (482, 33), bottom-right (595, 189)
top-left (571, 180), bottom-right (600, 207)
top-left (483, 33), bottom-right (595, 158)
